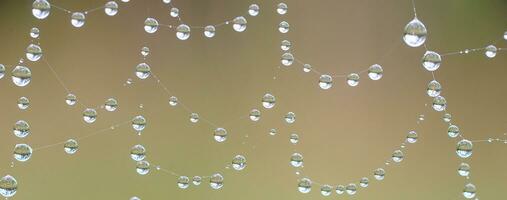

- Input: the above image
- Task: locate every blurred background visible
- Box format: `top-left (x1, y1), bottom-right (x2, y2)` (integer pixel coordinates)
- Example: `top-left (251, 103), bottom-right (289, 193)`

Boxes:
top-left (0, 0), bottom-right (506, 199)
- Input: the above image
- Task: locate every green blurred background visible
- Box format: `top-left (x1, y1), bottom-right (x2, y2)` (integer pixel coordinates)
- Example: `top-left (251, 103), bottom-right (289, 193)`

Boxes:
top-left (0, 0), bottom-right (506, 199)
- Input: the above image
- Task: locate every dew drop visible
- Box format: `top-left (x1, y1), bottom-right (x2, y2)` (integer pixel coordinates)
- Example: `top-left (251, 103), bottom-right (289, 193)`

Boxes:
top-left (66, 94), bottom-right (77, 106)
top-left (176, 24), bottom-right (191, 40)
top-left (284, 112), bottom-right (296, 124)
top-left (262, 93), bottom-right (276, 109)
top-left (403, 18), bottom-right (427, 47)
top-left (192, 176), bottom-right (202, 185)
top-left (135, 63), bottom-right (151, 79)
top-left (406, 130), bottom-right (418, 144)
top-left (204, 25), bottom-right (216, 38)
top-left (11, 65), bottom-right (32, 87)
top-left (132, 115), bottom-right (147, 132)
top-left (214, 128), bottom-right (228, 143)
top-left (290, 133), bottom-right (299, 144)
top-left (249, 109), bottom-right (261, 121)
top-left (319, 74), bottom-right (333, 90)
top-left (374, 168), bottom-right (386, 180)
top-left (32, 0), bottom-right (51, 20)
top-left (0, 64), bottom-right (5, 79)
top-left (130, 144), bottom-right (146, 161)
top-left (83, 108), bottom-right (97, 124)
top-left (209, 173), bottom-right (224, 190)
top-left (26, 44), bottom-right (43, 62)
top-left (141, 46), bottom-right (150, 57)
top-left (278, 21), bottom-right (290, 33)
top-left (0, 175), bottom-right (17, 198)
top-left (463, 183), bottom-right (476, 199)
top-left (422, 51), bottom-right (441, 71)
top-left (359, 177), bottom-right (369, 188)
top-left (458, 163), bottom-right (470, 177)
top-left (13, 143), bottom-right (33, 162)
top-left (347, 73), bottom-right (360, 87)
top-left (447, 124), bottom-right (460, 138)
top-left (485, 45), bottom-right (497, 58)
top-left (281, 40), bottom-right (291, 51)
top-left (232, 16), bottom-right (247, 32)
top-left (30, 27), bottom-right (40, 38)
top-left (71, 12), bottom-right (86, 28)
top-left (232, 155), bottom-right (247, 171)
top-left (427, 80), bottom-right (442, 97)
top-left (368, 64), bottom-right (383, 80)
top-left (104, 1), bottom-right (119, 16)
top-left (64, 139), bottom-right (79, 155)
top-left (170, 7), bottom-right (179, 17)
top-left (345, 183), bottom-right (357, 195)
top-left (177, 176), bottom-right (190, 189)
top-left (136, 160), bottom-right (150, 175)
top-left (290, 153), bottom-right (303, 167)
top-left (303, 64), bottom-right (312, 72)
top-left (391, 150), bottom-right (404, 163)
top-left (169, 96), bottom-right (178, 106)
top-left (456, 139), bottom-right (473, 158)
top-left (248, 4), bottom-right (260, 16)
top-left (17, 97), bottom-right (30, 110)
top-left (105, 98), bottom-right (118, 112)
top-left (144, 18), bottom-right (159, 33)
top-left (13, 120), bottom-right (30, 138)
top-left (432, 96), bottom-right (447, 112)
top-left (320, 185), bottom-right (332, 196)
top-left (335, 185), bottom-right (345, 195)
top-left (277, 3), bottom-right (288, 15)
top-left (297, 178), bottom-right (312, 193)
top-left (281, 52), bottom-right (294, 66)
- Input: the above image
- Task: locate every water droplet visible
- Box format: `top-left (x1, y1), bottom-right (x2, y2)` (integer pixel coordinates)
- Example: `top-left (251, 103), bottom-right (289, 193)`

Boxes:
top-left (319, 74), bottom-right (333, 90)
top-left (71, 12), bottom-right (86, 28)
top-left (162, 0), bottom-right (171, 4)
top-left (17, 97), bottom-right (30, 110)
top-left (176, 24), bottom-right (191, 40)
top-left (209, 173), bottom-right (224, 190)
top-left (345, 183), bottom-right (357, 195)
top-left (281, 52), bottom-right (294, 66)
top-left (463, 183), bottom-right (476, 199)
top-left (374, 168), bottom-right (385, 180)
top-left (485, 45), bottom-right (497, 58)
top-left (26, 44), bottom-right (43, 62)
top-left (104, 1), bottom-right (119, 16)
top-left (285, 112), bottom-right (296, 124)
top-left (130, 144), bottom-right (146, 161)
top-left (297, 178), bottom-right (312, 193)
top-left (136, 160), bottom-right (150, 175)
top-left (105, 98), bottom-right (118, 112)
top-left (278, 21), bottom-right (289, 33)
top-left (403, 18), bottom-right (427, 47)
top-left (11, 65), bottom-right (32, 87)
top-left (0, 175), bottom-right (17, 198)
top-left (320, 185), bottom-right (332, 196)
top-left (448, 124), bottom-right (460, 138)
top-left (368, 64), bottom-right (383, 80)
top-left (135, 63), bottom-right (151, 79)
top-left (290, 133), bottom-right (299, 144)
top-left (177, 176), bottom-right (190, 189)
top-left (443, 113), bottom-right (452, 123)
top-left (249, 109), bottom-right (261, 121)
top-left (192, 176), bottom-right (202, 185)
top-left (335, 185), bottom-right (345, 195)
top-left (281, 40), bottom-right (291, 51)
top-left (204, 25), bottom-right (216, 38)
top-left (187, 113), bottom-right (199, 123)
top-left (422, 51), bottom-right (441, 71)
top-left (132, 115), bottom-right (147, 132)
top-left (66, 94), bottom-right (77, 106)
top-left (83, 108), bottom-right (97, 123)
top-left (214, 128), bottom-right (228, 142)
top-left (141, 46), bottom-right (150, 57)
top-left (391, 150), bottom-right (404, 163)
top-left (347, 73), bottom-right (360, 87)
top-left (64, 139), bottom-right (79, 154)
top-left (169, 96), bottom-right (178, 106)
top-left (432, 96), bottom-right (447, 112)
top-left (130, 197), bottom-right (140, 200)
top-left (269, 128), bottom-right (277, 136)
top-left (406, 130), bottom-right (418, 144)
top-left (144, 18), bottom-right (159, 33)
top-left (359, 177), bottom-right (369, 188)
top-left (303, 64), bottom-right (312, 72)
top-left (232, 16), bottom-right (247, 32)
top-left (13, 120), bottom-right (30, 138)
top-left (262, 93), bottom-right (276, 109)
top-left (427, 80), bottom-right (442, 97)
top-left (248, 4), bottom-right (260, 16)
top-left (458, 163), bottom-right (470, 177)
top-left (232, 155), bottom-right (247, 171)
top-left (13, 143), bottom-right (33, 162)
top-left (30, 27), bottom-right (40, 38)
top-left (277, 3), bottom-right (288, 15)
top-left (456, 139), bottom-right (473, 158)
top-left (32, 0), bottom-right (51, 20)
top-left (170, 7), bottom-right (179, 17)
top-left (290, 153), bottom-right (303, 167)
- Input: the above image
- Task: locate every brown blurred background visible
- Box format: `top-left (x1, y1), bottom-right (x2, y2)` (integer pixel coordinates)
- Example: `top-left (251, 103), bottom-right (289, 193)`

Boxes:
top-left (0, 0), bottom-right (506, 199)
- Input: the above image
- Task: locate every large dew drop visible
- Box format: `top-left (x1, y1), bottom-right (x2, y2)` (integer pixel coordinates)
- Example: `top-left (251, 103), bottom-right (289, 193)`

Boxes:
top-left (232, 155), bottom-right (247, 171)
top-left (463, 183), bottom-right (476, 199)
top-left (176, 24), bottom-right (191, 40)
top-left (130, 144), bottom-right (146, 161)
top-left (374, 168), bottom-right (386, 180)
top-left (278, 21), bottom-right (290, 33)
top-left (132, 115), bottom-right (147, 132)
top-left (136, 161), bottom-right (150, 175)
top-left (281, 53), bottom-right (294, 66)
top-left (104, 1), bottom-right (119, 16)
top-left (456, 139), bottom-right (473, 158)
top-left (135, 63), bottom-right (151, 79)
top-left (26, 44), bottom-right (43, 62)
top-left (83, 108), bottom-right (97, 123)
top-left (248, 4), bottom-right (260, 16)
top-left (297, 178), bottom-right (312, 193)
top-left (422, 51), bottom-right (441, 71)
top-left (104, 98), bottom-right (118, 112)
top-left (64, 139), bottom-right (79, 155)
top-left (214, 128), bottom-right (228, 142)
top-left (0, 175), bottom-right (17, 198)
top-left (71, 12), bottom-right (86, 28)
top-left (32, 0), bottom-right (51, 20)
top-left (426, 80), bottom-right (442, 97)
top-left (347, 73), bottom-right (360, 87)
top-left (284, 112), bottom-right (296, 124)
top-left (13, 120), bottom-right (30, 138)
top-left (204, 25), bottom-right (216, 38)
top-left (249, 109), bottom-right (261, 121)
top-left (232, 16), bottom-right (247, 32)
top-left (319, 74), bottom-right (333, 90)
top-left (432, 96), bottom-right (447, 112)
top-left (262, 93), bottom-right (276, 109)
top-left (391, 150), bottom-right (404, 163)
top-left (17, 97), bottom-right (30, 110)
top-left (11, 66), bottom-right (32, 87)
top-left (66, 94), bottom-right (77, 106)
top-left (368, 64), bottom-right (383, 80)
top-left (403, 18), bottom-right (427, 47)
top-left (144, 18), bottom-right (159, 33)
top-left (290, 153), bottom-right (303, 167)
top-left (177, 176), bottom-right (190, 189)
top-left (209, 173), bottom-right (224, 190)
top-left (345, 183), bottom-right (357, 195)
top-left (320, 185), bottom-right (332, 196)
top-left (277, 3), bottom-right (288, 15)
top-left (484, 45), bottom-right (497, 58)
top-left (458, 163), bottom-right (470, 177)
top-left (13, 143), bottom-right (33, 162)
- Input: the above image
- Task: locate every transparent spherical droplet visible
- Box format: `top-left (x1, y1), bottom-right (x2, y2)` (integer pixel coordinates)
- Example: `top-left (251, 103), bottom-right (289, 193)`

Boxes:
top-left (297, 178), bottom-right (312, 193)
top-left (319, 74), bottom-right (333, 90)
top-left (13, 143), bottom-right (33, 162)
top-left (447, 124), bottom-right (460, 138)
top-left (17, 97), bottom-right (30, 110)
top-left (392, 150), bottom-right (404, 163)
top-left (130, 144), bottom-right (146, 161)
top-left (269, 128), bottom-right (277, 136)
top-left (83, 108), bottom-right (97, 123)
top-left (177, 176), bottom-right (190, 189)
top-left (135, 63), bottom-right (151, 79)
top-left (320, 185), bottom-right (332, 196)
top-left (132, 115), bottom-right (147, 132)
top-left (458, 163), bottom-right (470, 177)
top-left (335, 185), bottom-right (345, 195)
top-left (289, 133), bottom-right (299, 144)
top-left (13, 120), bottom-right (30, 138)
top-left (456, 139), bottom-right (473, 158)
top-left (144, 18), bottom-right (159, 33)
top-left (130, 197), bottom-right (140, 200)
top-left (427, 80), bottom-right (442, 97)
top-left (162, 0), bottom-right (171, 4)
top-left (278, 21), bottom-right (290, 33)
top-left (30, 27), bottom-right (40, 38)
top-left (232, 155), bottom-right (247, 171)
top-left (11, 65), bottom-right (32, 87)
top-left (406, 130), bottom-right (418, 144)
top-left (0, 64), bottom-right (5, 79)
top-left (432, 96), bottom-right (447, 112)
top-left (277, 3), bottom-right (288, 15)
top-left (281, 40), bottom-right (291, 51)
top-left (403, 18), bottom-right (427, 47)
top-left (248, 4), bottom-right (259, 16)
top-left (485, 45), bottom-right (497, 58)
top-left (104, 98), bottom-right (118, 112)
top-left (347, 73), bottom-right (360, 87)
top-left (204, 25), bottom-right (216, 38)
top-left (214, 128), bottom-right (227, 142)
top-left (421, 51), bottom-right (441, 71)
top-left (281, 52), bottom-right (294, 66)
top-left (64, 139), bottom-right (78, 154)
top-left (249, 109), bottom-right (261, 121)
top-left (463, 183), bottom-right (476, 199)
top-left (262, 93), bottom-right (276, 109)
top-left (303, 64), bottom-right (312, 72)
top-left (176, 24), bottom-right (191, 40)
top-left (189, 113), bottom-right (199, 123)
top-left (169, 96), bottom-right (178, 106)
top-left (368, 64), bottom-right (383, 80)
top-left (104, 1), bottom-right (119, 16)
top-left (192, 176), bottom-right (202, 185)
top-left (359, 177), bottom-right (369, 188)
top-left (285, 112), bottom-right (296, 124)
top-left (374, 168), bottom-right (386, 180)
top-left (26, 44), bottom-right (43, 62)
top-left (136, 160), bottom-right (150, 175)
top-left (345, 183), bottom-right (357, 195)
top-left (290, 153), bottom-right (303, 167)
top-left (0, 175), bottom-right (17, 198)
top-left (209, 173), bottom-right (224, 190)
top-left (66, 94), bottom-right (77, 106)
top-left (32, 0), bottom-right (51, 20)
top-left (141, 46), bottom-right (150, 57)
top-left (71, 12), bottom-right (86, 28)
top-left (443, 113), bottom-right (452, 123)
top-left (170, 7), bottom-right (179, 17)
top-left (233, 16), bottom-right (247, 32)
